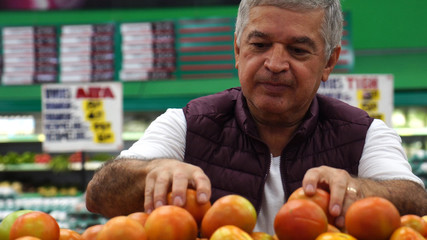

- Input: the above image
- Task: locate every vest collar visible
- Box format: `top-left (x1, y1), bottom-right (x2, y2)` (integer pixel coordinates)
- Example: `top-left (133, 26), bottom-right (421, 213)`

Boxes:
top-left (235, 88), bottom-right (320, 142)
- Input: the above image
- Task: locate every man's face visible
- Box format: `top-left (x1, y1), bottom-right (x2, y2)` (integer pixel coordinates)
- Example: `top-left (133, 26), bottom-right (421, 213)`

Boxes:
top-left (235, 6), bottom-right (340, 125)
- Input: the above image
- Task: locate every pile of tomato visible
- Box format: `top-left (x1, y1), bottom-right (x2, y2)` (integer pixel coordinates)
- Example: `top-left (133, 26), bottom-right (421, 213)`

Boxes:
top-left (1, 187), bottom-right (426, 240)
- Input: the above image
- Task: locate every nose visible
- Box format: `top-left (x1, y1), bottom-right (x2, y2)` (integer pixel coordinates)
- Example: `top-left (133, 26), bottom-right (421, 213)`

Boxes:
top-left (264, 44), bottom-right (290, 73)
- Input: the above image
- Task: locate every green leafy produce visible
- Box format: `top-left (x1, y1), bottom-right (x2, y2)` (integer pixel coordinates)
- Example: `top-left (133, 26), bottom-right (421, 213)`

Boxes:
top-left (49, 155), bottom-right (69, 172)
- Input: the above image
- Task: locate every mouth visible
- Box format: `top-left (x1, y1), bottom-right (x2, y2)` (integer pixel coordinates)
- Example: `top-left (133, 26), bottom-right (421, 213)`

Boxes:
top-left (259, 81), bottom-right (292, 94)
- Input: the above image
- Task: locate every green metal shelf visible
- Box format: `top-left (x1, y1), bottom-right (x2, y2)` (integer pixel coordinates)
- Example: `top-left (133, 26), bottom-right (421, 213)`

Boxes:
top-left (0, 78), bottom-right (240, 113)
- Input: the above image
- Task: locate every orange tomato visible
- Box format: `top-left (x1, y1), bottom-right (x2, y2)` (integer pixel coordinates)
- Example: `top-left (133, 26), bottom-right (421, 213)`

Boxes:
top-left (327, 224), bottom-right (341, 233)
top-left (167, 189), bottom-right (211, 227)
top-left (128, 212), bottom-right (149, 227)
top-left (390, 226), bottom-right (425, 240)
top-left (14, 237), bottom-right (42, 240)
top-left (422, 215), bottom-right (427, 237)
top-left (96, 216), bottom-right (147, 240)
top-left (400, 214), bottom-right (426, 236)
top-left (59, 229), bottom-right (83, 240)
top-left (81, 224), bottom-right (103, 240)
top-left (251, 231), bottom-right (275, 240)
top-left (200, 194), bottom-right (257, 238)
top-left (289, 187), bottom-right (334, 224)
top-left (9, 211), bottom-right (60, 240)
top-left (345, 197), bottom-right (400, 240)
top-left (315, 232), bottom-right (357, 240)
top-left (144, 205), bottom-right (198, 240)
top-left (210, 225), bottom-right (253, 240)
top-left (274, 199), bottom-right (328, 240)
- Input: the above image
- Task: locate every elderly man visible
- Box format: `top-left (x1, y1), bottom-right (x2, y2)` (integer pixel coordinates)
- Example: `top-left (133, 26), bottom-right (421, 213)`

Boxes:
top-left (86, 0), bottom-right (427, 235)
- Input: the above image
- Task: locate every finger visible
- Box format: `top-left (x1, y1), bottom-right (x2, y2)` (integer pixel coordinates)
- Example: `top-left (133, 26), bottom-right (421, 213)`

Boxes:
top-left (170, 172), bottom-right (189, 207)
top-left (192, 169), bottom-right (211, 204)
top-left (327, 173), bottom-right (348, 217)
top-left (335, 183), bottom-right (360, 229)
top-left (152, 171), bottom-right (171, 210)
top-left (144, 174), bottom-right (155, 214)
top-left (302, 168), bottom-right (321, 196)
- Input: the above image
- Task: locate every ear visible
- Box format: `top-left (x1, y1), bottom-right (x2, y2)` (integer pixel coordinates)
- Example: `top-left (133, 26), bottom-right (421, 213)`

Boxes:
top-left (234, 33), bottom-right (240, 69)
top-left (321, 46), bottom-right (341, 82)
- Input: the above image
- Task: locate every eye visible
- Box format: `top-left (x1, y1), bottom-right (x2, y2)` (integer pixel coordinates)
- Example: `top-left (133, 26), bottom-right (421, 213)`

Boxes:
top-left (289, 46), bottom-right (310, 55)
top-left (250, 42), bottom-right (271, 50)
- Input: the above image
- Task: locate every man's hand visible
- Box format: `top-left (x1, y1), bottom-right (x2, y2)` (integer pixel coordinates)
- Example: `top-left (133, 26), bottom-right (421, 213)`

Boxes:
top-left (85, 158), bottom-right (211, 218)
top-left (302, 166), bottom-right (427, 229)
top-left (302, 166), bottom-right (363, 228)
top-left (143, 158), bottom-right (211, 213)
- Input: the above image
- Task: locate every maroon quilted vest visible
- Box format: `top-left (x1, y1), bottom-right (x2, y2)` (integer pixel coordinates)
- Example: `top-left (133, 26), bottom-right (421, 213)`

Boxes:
top-left (183, 87), bottom-right (373, 211)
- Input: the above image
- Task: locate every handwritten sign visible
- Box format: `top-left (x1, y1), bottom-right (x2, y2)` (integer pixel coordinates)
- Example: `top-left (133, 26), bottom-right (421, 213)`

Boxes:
top-left (318, 74), bottom-right (394, 127)
top-left (42, 82), bottom-right (123, 152)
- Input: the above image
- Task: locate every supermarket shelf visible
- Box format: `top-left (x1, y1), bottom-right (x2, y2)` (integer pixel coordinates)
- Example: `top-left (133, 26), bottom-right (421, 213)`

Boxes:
top-left (0, 132), bottom-right (144, 143)
top-left (0, 162), bottom-right (103, 172)
top-left (0, 79), bottom-right (240, 113)
top-left (0, 134), bottom-right (45, 143)
top-left (2, 128), bottom-right (427, 143)
top-left (394, 128), bottom-right (427, 137)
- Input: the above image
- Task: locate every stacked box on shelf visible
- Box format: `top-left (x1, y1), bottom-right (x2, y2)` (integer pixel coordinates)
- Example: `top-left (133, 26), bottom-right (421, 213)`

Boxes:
top-left (175, 17), bottom-right (237, 80)
top-left (119, 21), bottom-right (176, 81)
top-left (59, 24), bottom-right (115, 83)
top-left (1, 26), bottom-right (58, 85)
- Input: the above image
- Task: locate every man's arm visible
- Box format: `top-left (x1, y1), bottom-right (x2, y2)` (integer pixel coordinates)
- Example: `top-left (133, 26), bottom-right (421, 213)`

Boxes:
top-left (358, 178), bottom-right (427, 216)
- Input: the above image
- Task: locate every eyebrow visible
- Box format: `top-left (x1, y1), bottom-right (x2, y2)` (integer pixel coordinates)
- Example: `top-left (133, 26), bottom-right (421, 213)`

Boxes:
top-left (246, 30), bottom-right (270, 41)
top-left (246, 30), bottom-right (318, 52)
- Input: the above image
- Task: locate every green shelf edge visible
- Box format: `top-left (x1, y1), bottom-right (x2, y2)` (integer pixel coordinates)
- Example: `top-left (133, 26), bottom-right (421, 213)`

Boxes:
top-left (0, 78), bottom-right (241, 113)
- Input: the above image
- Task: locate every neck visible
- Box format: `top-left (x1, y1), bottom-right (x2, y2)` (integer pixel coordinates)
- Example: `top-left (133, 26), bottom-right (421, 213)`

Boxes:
top-left (256, 121), bottom-right (300, 157)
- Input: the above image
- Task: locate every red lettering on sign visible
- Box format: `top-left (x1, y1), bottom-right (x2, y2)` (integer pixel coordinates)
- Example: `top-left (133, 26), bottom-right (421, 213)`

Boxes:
top-left (76, 87), bottom-right (115, 98)
top-left (347, 77), bottom-right (378, 89)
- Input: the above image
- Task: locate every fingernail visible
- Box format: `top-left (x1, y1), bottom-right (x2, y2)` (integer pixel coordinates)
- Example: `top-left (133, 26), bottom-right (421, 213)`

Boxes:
top-left (173, 196), bottom-right (183, 206)
top-left (198, 192), bottom-right (208, 202)
top-left (155, 200), bottom-right (163, 208)
top-left (331, 204), bottom-right (341, 215)
top-left (306, 184), bottom-right (315, 193)
top-left (146, 208), bottom-right (152, 214)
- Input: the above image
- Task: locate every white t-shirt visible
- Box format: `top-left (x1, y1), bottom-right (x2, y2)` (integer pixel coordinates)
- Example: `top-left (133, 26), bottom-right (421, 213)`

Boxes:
top-left (119, 108), bottom-right (424, 235)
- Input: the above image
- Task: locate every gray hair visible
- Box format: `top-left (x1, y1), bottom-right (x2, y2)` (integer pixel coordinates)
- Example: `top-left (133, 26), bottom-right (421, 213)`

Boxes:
top-left (235, 0), bottom-right (343, 59)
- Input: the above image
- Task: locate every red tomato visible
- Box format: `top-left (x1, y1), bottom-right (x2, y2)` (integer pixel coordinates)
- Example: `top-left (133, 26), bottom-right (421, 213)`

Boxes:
top-left (389, 226), bottom-right (425, 240)
top-left (400, 214), bottom-right (426, 236)
top-left (59, 229), bottom-right (83, 240)
top-left (81, 224), bottom-right (103, 240)
top-left (200, 194), bottom-right (257, 238)
top-left (96, 216), bottom-right (146, 240)
top-left (315, 232), bottom-right (357, 240)
top-left (167, 189), bottom-right (211, 227)
top-left (144, 205), bottom-right (197, 240)
top-left (345, 197), bottom-right (400, 240)
top-left (210, 225), bottom-right (253, 240)
top-left (251, 231), bottom-right (275, 240)
top-left (274, 199), bottom-right (328, 240)
top-left (9, 211), bottom-right (60, 240)
top-left (289, 187), bottom-right (335, 224)
top-left (127, 212), bottom-right (149, 227)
